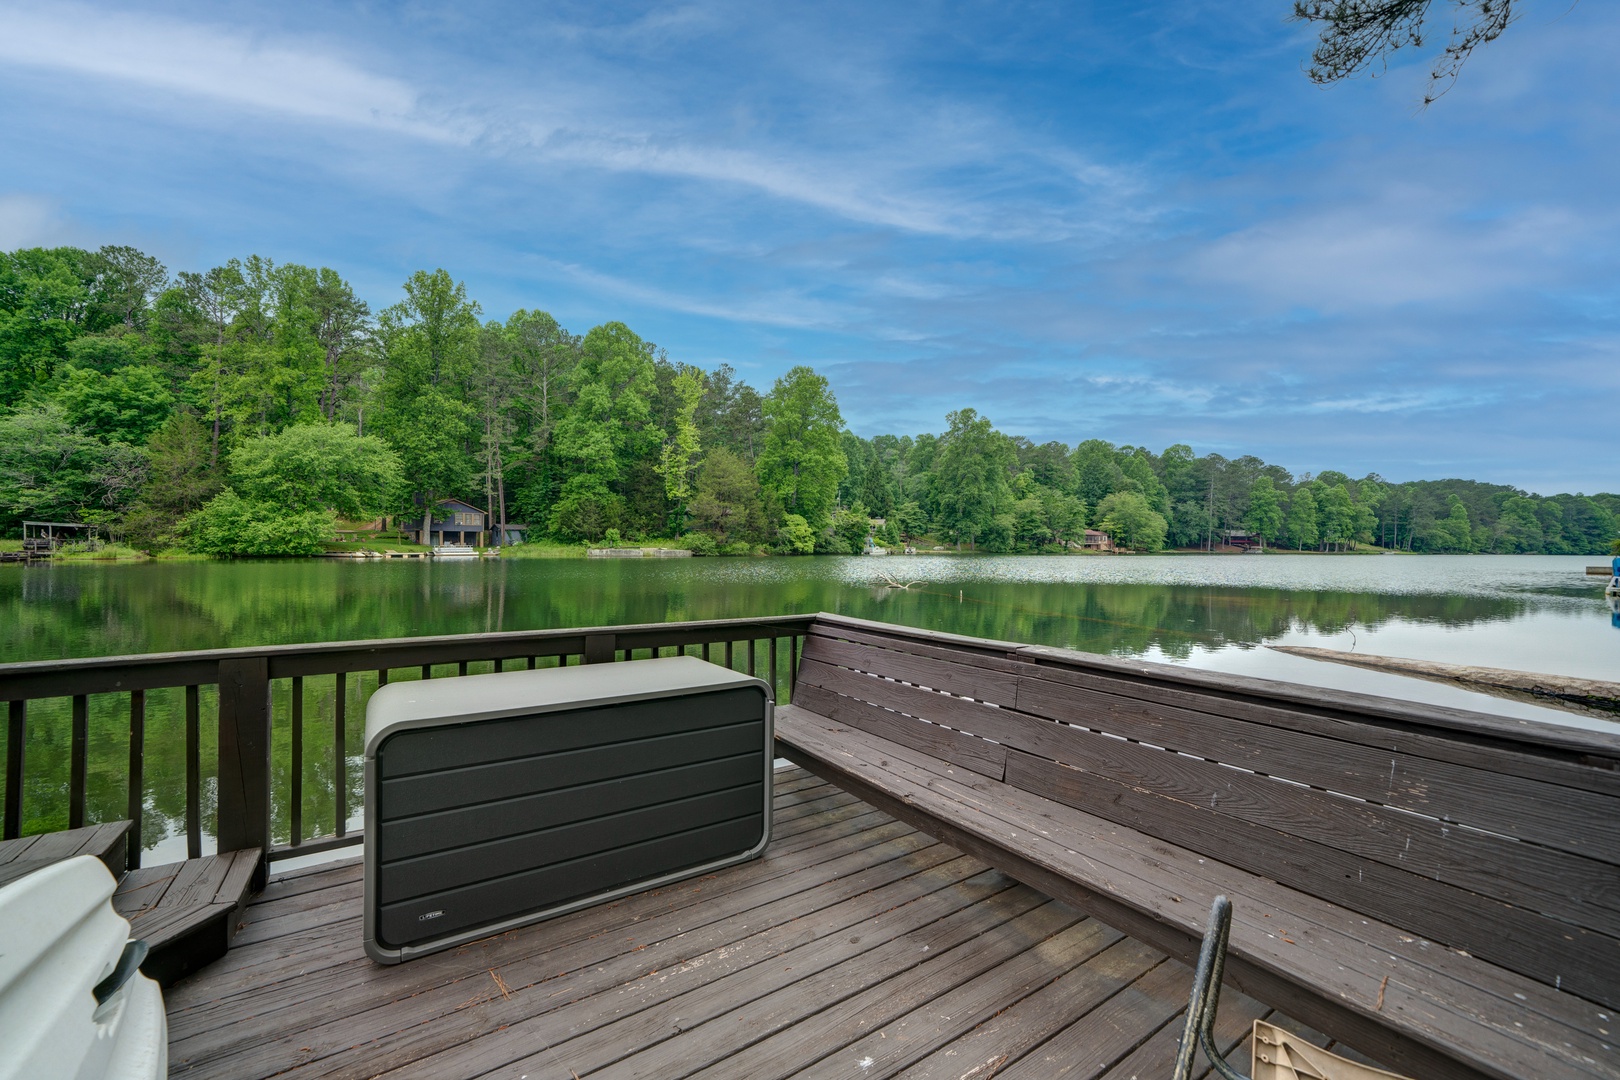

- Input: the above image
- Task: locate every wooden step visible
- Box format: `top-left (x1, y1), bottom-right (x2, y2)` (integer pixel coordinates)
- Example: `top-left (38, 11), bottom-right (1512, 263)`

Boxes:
top-left (112, 848), bottom-right (262, 986)
top-left (0, 820), bottom-right (130, 889)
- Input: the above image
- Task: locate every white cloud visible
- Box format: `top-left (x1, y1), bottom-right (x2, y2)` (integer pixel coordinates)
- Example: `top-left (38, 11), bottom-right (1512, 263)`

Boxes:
top-left (0, 3), bottom-right (465, 141)
top-left (1185, 197), bottom-right (1589, 311)
top-left (525, 255), bottom-right (848, 331)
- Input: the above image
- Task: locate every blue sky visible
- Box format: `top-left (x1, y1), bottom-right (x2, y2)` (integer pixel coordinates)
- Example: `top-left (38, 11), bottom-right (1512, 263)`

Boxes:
top-left (1, 2), bottom-right (1615, 495)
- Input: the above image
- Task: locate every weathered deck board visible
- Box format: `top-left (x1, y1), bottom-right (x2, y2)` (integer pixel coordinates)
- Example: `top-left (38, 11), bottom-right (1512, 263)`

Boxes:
top-left (0, 819), bottom-right (129, 887)
top-left (166, 768), bottom-right (1346, 1080)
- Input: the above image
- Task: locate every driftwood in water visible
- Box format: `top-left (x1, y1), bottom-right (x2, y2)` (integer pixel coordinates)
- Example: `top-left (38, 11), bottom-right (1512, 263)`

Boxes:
top-left (1268, 645), bottom-right (1620, 717)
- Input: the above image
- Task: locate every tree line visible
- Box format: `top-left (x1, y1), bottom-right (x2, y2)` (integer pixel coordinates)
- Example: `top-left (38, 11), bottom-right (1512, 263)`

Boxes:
top-left (2, 245), bottom-right (1616, 556)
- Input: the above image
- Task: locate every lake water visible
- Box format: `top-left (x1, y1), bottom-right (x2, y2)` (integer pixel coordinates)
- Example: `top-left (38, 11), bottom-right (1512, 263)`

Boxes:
top-left (2, 553), bottom-right (1616, 861)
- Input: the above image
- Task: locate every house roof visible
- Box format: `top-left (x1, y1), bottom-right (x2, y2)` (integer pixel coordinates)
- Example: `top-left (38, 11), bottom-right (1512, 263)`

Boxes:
top-left (435, 499), bottom-right (485, 516)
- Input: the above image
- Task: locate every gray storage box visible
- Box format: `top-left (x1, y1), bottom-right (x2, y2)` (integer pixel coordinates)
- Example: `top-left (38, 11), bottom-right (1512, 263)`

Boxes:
top-left (363, 656), bottom-right (773, 963)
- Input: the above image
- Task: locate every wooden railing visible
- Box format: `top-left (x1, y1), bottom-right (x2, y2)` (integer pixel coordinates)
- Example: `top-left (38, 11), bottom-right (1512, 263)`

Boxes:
top-left (0, 615), bottom-right (817, 881)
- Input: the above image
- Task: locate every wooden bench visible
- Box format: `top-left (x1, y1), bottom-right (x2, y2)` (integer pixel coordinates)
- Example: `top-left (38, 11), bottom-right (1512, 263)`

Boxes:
top-left (774, 614), bottom-right (1620, 1080)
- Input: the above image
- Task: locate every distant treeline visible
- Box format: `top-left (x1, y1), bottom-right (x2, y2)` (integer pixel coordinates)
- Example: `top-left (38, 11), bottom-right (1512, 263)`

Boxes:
top-left (2, 245), bottom-right (1616, 555)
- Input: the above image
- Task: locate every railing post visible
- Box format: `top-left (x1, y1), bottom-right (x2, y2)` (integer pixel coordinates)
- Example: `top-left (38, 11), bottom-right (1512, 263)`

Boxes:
top-left (584, 634), bottom-right (616, 664)
top-left (126, 690), bottom-right (144, 871)
top-left (4, 700), bottom-right (23, 840)
top-left (70, 695), bottom-right (88, 829)
top-left (217, 657), bottom-right (271, 890)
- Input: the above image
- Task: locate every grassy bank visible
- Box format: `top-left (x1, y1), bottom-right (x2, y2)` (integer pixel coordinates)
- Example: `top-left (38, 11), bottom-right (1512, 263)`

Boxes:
top-left (503, 540), bottom-right (587, 558)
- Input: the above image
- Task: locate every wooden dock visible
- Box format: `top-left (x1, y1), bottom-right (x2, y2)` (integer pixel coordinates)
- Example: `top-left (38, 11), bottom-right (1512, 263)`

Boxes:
top-left (163, 768), bottom-right (1358, 1079)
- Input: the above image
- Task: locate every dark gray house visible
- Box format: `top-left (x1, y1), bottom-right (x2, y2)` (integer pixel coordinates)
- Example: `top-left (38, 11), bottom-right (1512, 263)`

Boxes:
top-left (407, 499), bottom-right (487, 547)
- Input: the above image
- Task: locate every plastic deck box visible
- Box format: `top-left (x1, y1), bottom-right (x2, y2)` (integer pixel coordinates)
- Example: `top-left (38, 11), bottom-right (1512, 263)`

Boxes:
top-left (363, 656), bottom-right (774, 963)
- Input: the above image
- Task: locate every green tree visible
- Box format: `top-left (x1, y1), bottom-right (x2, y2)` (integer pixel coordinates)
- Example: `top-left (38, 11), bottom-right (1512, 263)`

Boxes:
top-left (0, 247), bottom-right (98, 406)
top-left (181, 489), bottom-right (335, 556)
top-left (54, 364), bottom-right (173, 444)
top-left (1243, 476), bottom-right (1285, 549)
top-left (757, 366), bottom-right (847, 531)
top-left (777, 512), bottom-right (816, 554)
top-left (933, 408), bottom-right (1015, 549)
top-left (833, 506), bottom-right (873, 553)
top-left (690, 447), bottom-right (766, 544)
top-left (1286, 486), bottom-right (1319, 550)
top-left (1316, 482), bottom-right (1357, 551)
top-left (694, 363), bottom-right (765, 462)
top-left (226, 423), bottom-right (402, 518)
top-left (122, 411), bottom-right (221, 548)
top-left (1096, 490), bottom-right (1168, 552)
top-left (655, 365), bottom-right (705, 529)
top-left (374, 269), bottom-right (481, 542)
top-left (1431, 494), bottom-right (1477, 552)
top-left (0, 403), bottom-right (145, 532)
top-left (176, 261), bottom-right (248, 463)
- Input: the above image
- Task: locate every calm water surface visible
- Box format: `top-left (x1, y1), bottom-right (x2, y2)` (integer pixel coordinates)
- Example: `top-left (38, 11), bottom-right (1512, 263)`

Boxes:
top-left (3, 553), bottom-right (1615, 860)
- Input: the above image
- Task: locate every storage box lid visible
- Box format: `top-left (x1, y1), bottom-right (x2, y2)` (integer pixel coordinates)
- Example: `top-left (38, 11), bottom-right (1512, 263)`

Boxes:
top-left (364, 655), bottom-right (770, 757)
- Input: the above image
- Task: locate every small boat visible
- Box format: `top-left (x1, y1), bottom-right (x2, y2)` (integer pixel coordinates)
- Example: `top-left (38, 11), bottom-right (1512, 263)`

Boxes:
top-left (432, 545), bottom-right (478, 558)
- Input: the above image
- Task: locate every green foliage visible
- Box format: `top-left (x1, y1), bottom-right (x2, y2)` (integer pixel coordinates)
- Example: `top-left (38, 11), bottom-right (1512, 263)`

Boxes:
top-left (777, 512), bottom-right (816, 554)
top-left (1243, 476), bottom-right (1285, 547)
top-left (833, 506), bottom-right (873, 553)
top-left (182, 489), bottom-right (335, 555)
top-left (682, 531), bottom-right (718, 556)
top-left (690, 447), bottom-right (766, 544)
top-left (933, 408), bottom-right (1016, 548)
top-left (1096, 491), bottom-right (1168, 552)
top-left (655, 365), bottom-right (705, 524)
top-left (1428, 494), bottom-right (1477, 553)
top-left (1286, 486), bottom-right (1319, 550)
top-left (226, 423), bottom-right (402, 518)
top-left (54, 364), bottom-right (173, 443)
top-left (122, 411), bottom-right (221, 548)
top-left (0, 403), bottom-right (145, 532)
top-left (375, 269), bottom-right (481, 533)
top-left (757, 366), bottom-right (847, 531)
top-left (549, 474), bottom-right (622, 541)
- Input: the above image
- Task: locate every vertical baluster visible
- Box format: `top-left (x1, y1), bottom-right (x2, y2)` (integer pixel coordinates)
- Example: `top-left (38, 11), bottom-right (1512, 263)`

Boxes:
top-left (495, 658), bottom-right (504, 673)
top-left (789, 636), bottom-right (799, 702)
top-left (527, 656), bottom-right (536, 670)
top-left (459, 661), bottom-right (468, 677)
top-left (747, 638), bottom-right (756, 677)
top-left (127, 691), bottom-right (145, 870)
top-left (70, 695), bottom-right (88, 829)
top-left (335, 672), bottom-right (347, 837)
top-left (290, 676), bottom-right (303, 848)
top-left (377, 668), bottom-right (388, 687)
top-left (725, 640), bottom-right (734, 671)
top-left (703, 641), bottom-right (712, 663)
top-left (422, 664), bottom-right (432, 680)
top-left (185, 685), bottom-right (200, 859)
top-left (770, 637), bottom-right (779, 701)
top-left (4, 700), bottom-right (23, 840)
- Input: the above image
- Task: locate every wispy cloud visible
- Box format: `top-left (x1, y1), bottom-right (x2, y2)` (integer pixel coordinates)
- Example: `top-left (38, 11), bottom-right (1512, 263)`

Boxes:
top-left (0, 3), bottom-right (465, 141)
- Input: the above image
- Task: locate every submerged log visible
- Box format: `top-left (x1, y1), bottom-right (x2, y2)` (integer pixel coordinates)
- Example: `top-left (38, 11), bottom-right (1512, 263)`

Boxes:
top-left (1267, 645), bottom-right (1620, 717)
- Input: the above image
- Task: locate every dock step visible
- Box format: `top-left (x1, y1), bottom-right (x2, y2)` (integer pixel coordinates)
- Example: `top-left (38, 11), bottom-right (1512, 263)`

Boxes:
top-left (112, 848), bottom-right (262, 987)
top-left (0, 820), bottom-right (130, 890)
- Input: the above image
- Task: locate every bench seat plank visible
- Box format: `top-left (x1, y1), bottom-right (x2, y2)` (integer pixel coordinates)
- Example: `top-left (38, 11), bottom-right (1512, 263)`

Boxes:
top-left (777, 704), bottom-right (1617, 1080)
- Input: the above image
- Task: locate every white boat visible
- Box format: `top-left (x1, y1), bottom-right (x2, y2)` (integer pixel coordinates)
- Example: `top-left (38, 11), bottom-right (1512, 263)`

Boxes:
top-left (432, 545), bottom-right (478, 558)
top-left (0, 856), bottom-right (166, 1080)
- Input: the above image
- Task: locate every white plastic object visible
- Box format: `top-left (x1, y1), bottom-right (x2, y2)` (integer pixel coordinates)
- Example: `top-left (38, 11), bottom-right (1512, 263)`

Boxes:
top-left (0, 854), bottom-right (167, 1080)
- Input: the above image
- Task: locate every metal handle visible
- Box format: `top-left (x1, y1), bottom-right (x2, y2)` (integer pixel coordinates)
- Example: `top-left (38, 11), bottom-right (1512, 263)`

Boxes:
top-left (1172, 896), bottom-right (1250, 1080)
top-left (93, 939), bottom-right (149, 1006)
